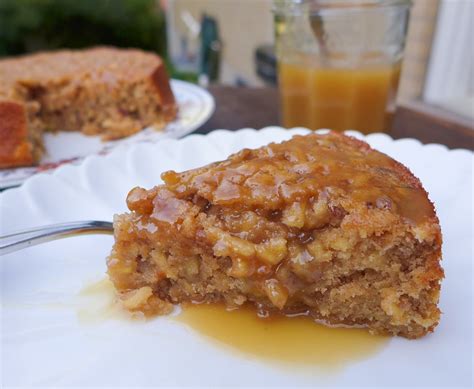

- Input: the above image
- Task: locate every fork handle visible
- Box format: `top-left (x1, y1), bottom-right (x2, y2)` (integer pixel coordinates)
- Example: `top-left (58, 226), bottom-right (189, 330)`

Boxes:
top-left (0, 221), bottom-right (113, 256)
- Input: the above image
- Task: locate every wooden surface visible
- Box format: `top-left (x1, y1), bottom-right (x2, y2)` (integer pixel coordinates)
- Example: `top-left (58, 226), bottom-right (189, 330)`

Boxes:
top-left (199, 86), bottom-right (474, 150)
top-left (198, 86), bottom-right (280, 132)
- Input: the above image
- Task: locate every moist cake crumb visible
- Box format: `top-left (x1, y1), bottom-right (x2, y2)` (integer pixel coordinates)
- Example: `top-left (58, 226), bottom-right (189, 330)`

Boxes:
top-left (107, 132), bottom-right (443, 338)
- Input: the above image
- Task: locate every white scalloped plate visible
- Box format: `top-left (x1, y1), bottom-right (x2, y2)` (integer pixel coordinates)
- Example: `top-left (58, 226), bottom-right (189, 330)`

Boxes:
top-left (0, 128), bottom-right (472, 388)
top-left (0, 79), bottom-right (215, 189)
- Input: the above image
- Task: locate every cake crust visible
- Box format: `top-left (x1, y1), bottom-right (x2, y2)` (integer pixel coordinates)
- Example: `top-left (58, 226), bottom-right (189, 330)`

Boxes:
top-left (0, 101), bottom-right (34, 168)
top-left (0, 47), bottom-right (177, 168)
top-left (108, 132), bottom-right (443, 338)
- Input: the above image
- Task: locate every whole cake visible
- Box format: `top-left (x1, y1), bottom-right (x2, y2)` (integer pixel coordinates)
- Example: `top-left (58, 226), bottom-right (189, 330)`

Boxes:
top-left (0, 47), bottom-right (177, 168)
top-left (107, 132), bottom-right (443, 338)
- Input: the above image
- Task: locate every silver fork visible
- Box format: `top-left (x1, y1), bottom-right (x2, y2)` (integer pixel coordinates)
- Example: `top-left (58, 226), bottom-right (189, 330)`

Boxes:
top-left (0, 221), bottom-right (113, 256)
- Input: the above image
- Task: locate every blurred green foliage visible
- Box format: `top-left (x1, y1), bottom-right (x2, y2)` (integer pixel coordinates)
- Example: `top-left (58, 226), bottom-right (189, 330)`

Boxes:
top-left (0, 0), bottom-right (167, 57)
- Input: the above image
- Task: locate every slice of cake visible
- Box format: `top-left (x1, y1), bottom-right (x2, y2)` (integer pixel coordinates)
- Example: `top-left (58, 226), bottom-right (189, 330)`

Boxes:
top-left (0, 47), bottom-right (177, 168)
top-left (107, 132), bottom-right (443, 338)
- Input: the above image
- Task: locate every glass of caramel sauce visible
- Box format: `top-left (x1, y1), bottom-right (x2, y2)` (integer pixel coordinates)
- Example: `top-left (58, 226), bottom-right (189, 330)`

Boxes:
top-left (273, 0), bottom-right (411, 134)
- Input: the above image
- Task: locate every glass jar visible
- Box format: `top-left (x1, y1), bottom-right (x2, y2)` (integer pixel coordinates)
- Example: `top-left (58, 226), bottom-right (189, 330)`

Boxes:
top-left (273, 0), bottom-right (411, 134)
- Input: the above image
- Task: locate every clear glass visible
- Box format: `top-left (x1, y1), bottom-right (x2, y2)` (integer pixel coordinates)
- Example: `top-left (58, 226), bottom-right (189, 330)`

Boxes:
top-left (274, 0), bottom-right (411, 134)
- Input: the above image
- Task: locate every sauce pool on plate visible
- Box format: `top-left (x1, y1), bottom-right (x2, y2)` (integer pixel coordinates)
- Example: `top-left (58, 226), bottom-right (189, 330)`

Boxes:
top-left (175, 302), bottom-right (389, 369)
top-left (77, 278), bottom-right (389, 370)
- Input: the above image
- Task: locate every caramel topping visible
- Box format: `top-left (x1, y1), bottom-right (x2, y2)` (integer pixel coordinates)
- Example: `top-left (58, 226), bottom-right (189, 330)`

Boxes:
top-left (159, 133), bottom-right (434, 223)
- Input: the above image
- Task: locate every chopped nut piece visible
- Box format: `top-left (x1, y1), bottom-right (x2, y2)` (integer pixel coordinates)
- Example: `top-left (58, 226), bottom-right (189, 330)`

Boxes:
top-left (308, 198), bottom-right (331, 228)
top-left (263, 279), bottom-right (289, 309)
top-left (307, 240), bottom-right (333, 262)
top-left (122, 286), bottom-right (153, 310)
top-left (255, 237), bottom-right (288, 265)
top-left (229, 257), bottom-right (254, 278)
top-left (213, 234), bottom-right (256, 259)
top-left (282, 202), bottom-right (306, 228)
